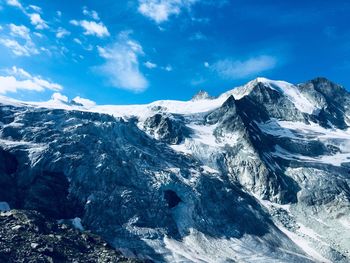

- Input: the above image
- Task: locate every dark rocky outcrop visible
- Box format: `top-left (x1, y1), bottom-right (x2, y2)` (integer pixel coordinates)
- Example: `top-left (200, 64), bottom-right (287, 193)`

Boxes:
top-left (143, 113), bottom-right (190, 144)
top-left (0, 209), bottom-right (141, 263)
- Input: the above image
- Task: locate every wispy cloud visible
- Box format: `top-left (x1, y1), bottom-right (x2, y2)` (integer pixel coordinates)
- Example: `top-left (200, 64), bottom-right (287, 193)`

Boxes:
top-left (28, 4), bottom-right (42, 13)
top-left (138, 0), bottom-right (198, 24)
top-left (8, 24), bottom-right (30, 40)
top-left (163, 65), bottom-right (173, 71)
top-left (6, 0), bottom-right (49, 30)
top-left (0, 66), bottom-right (62, 94)
top-left (70, 20), bottom-right (109, 38)
top-left (211, 55), bottom-right (277, 79)
top-left (6, 0), bottom-right (24, 11)
top-left (0, 39), bottom-right (37, 56)
top-left (82, 6), bottom-right (100, 21)
top-left (144, 61), bottom-right (157, 69)
top-left (56, 27), bottom-right (70, 39)
top-left (0, 24), bottom-right (39, 56)
top-left (97, 31), bottom-right (148, 92)
top-left (189, 32), bottom-right (207, 41)
top-left (29, 13), bottom-right (48, 29)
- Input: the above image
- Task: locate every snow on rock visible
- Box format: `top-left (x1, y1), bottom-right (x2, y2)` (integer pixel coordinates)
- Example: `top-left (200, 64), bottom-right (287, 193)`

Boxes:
top-left (71, 96), bottom-right (96, 108)
top-left (0, 77), bottom-right (319, 119)
top-left (266, 79), bottom-right (317, 114)
top-left (222, 78), bottom-right (318, 114)
top-left (259, 120), bottom-right (350, 166)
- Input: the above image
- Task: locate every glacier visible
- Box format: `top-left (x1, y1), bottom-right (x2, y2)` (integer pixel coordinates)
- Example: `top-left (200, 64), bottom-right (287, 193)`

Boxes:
top-left (0, 77), bottom-right (349, 262)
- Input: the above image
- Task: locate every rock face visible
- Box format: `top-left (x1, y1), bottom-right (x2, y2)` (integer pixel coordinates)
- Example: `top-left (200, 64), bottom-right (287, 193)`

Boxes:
top-left (143, 113), bottom-right (190, 144)
top-left (191, 90), bottom-right (213, 101)
top-left (0, 77), bottom-right (349, 262)
top-left (0, 209), bottom-right (139, 263)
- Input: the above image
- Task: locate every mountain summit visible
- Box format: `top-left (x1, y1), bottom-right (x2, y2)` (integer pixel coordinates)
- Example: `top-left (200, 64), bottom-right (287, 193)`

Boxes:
top-left (191, 90), bottom-right (214, 101)
top-left (0, 77), bottom-right (349, 263)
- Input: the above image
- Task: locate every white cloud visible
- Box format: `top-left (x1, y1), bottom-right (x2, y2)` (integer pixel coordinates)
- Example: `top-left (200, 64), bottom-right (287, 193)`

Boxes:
top-left (8, 24), bottom-right (30, 40)
top-left (6, 1), bottom-right (48, 30)
top-left (28, 5), bottom-right (41, 13)
top-left (204, 61), bottom-right (209, 68)
top-left (8, 66), bottom-right (31, 78)
top-left (189, 32), bottom-right (207, 41)
top-left (164, 65), bottom-right (173, 71)
top-left (6, 0), bottom-right (24, 10)
top-left (97, 32), bottom-right (148, 92)
top-left (73, 38), bottom-right (93, 51)
top-left (70, 20), bottom-right (109, 38)
top-left (73, 38), bottom-right (82, 45)
top-left (211, 55), bottom-right (277, 79)
top-left (82, 6), bottom-right (100, 20)
top-left (56, 27), bottom-right (70, 39)
top-left (70, 20), bottom-right (79, 26)
top-left (0, 38), bottom-right (38, 56)
top-left (0, 66), bottom-right (63, 94)
top-left (191, 77), bottom-right (206, 86)
top-left (56, 11), bottom-right (62, 17)
top-left (1, 24), bottom-right (39, 56)
top-left (138, 0), bottom-right (198, 24)
top-left (33, 32), bottom-right (43, 38)
top-left (29, 13), bottom-right (48, 30)
top-left (144, 61), bottom-right (157, 69)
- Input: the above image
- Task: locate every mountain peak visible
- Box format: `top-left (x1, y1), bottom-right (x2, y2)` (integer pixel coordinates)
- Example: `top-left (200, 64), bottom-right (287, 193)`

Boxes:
top-left (191, 90), bottom-right (213, 101)
top-left (306, 77), bottom-right (345, 90)
top-left (310, 77), bottom-right (333, 84)
top-left (254, 77), bottom-right (273, 84)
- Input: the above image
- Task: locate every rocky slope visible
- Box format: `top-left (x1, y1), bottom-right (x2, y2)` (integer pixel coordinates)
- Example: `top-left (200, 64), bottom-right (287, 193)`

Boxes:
top-left (0, 77), bottom-right (349, 262)
top-left (0, 209), bottom-right (139, 263)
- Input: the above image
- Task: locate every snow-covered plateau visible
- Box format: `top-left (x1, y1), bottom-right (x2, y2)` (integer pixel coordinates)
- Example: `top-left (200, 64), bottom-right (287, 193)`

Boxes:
top-left (0, 77), bottom-right (349, 262)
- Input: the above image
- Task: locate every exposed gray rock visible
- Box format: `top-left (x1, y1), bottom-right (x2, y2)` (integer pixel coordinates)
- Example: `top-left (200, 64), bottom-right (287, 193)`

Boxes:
top-left (143, 113), bottom-right (190, 144)
top-left (0, 209), bottom-right (141, 263)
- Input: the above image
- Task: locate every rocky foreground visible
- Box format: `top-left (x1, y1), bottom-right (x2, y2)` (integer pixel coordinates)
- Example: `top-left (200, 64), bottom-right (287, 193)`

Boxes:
top-left (0, 209), bottom-right (141, 263)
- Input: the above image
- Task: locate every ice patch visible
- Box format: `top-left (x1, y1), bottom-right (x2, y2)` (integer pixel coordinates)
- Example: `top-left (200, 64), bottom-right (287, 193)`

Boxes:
top-left (277, 225), bottom-right (332, 263)
top-left (163, 228), bottom-right (314, 263)
top-left (338, 217), bottom-right (350, 230)
top-left (201, 165), bottom-right (220, 174)
top-left (273, 145), bottom-right (350, 167)
top-left (268, 80), bottom-right (317, 114)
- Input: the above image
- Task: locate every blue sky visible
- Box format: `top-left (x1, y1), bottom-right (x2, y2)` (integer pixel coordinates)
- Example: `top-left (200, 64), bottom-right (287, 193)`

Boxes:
top-left (0, 0), bottom-right (349, 105)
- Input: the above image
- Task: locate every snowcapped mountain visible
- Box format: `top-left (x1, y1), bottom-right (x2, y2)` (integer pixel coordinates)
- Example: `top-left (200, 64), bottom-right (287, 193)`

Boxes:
top-left (0, 77), bottom-right (349, 262)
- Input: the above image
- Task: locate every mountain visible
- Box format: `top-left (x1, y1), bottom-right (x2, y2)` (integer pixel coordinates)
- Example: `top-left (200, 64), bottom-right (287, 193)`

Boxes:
top-left (0, 77), bottom-right (349, 262)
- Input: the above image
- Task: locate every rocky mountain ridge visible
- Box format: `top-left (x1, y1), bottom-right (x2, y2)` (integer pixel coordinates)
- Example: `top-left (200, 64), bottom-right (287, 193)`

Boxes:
top-left (0, 77), bottom-right (349, 262)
